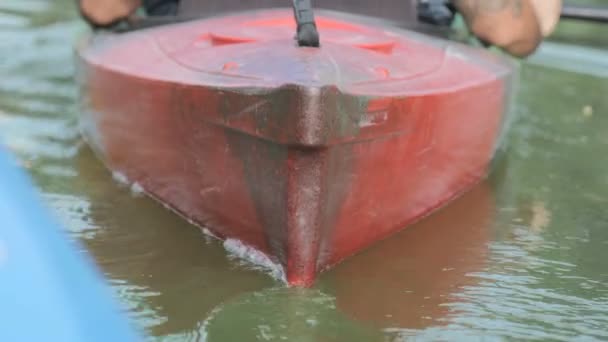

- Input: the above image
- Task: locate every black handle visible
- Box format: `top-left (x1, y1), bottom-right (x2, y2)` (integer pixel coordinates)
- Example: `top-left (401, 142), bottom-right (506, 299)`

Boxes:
top-left (292, 0), bottom-right (320, 47)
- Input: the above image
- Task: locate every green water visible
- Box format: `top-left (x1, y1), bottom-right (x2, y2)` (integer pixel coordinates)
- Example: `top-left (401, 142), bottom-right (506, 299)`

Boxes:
top-left (2, 1), bottom-right (608, 341)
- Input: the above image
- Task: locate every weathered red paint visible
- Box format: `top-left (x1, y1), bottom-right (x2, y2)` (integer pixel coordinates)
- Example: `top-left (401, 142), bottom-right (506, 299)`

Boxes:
top-left (76, 10), bottom-right (513, 286)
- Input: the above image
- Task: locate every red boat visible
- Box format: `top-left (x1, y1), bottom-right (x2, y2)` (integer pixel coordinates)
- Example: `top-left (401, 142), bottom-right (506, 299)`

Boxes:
top-left (76, 3), bottom-right (513, 286)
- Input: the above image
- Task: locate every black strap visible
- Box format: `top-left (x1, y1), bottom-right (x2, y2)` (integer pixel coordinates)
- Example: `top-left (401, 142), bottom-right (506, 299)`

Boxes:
top-left (292, 0), bottom-right (320, 47)
top-left (417, 0), bottom-right (455, 27)
top-left (143, 0), bottom-right (180, 16)
top-left (83, 0), bottom-right (181, 31)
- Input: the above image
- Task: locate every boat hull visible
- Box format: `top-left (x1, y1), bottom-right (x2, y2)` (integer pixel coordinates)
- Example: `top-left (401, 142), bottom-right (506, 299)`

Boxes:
top-left (76, 10), bottom-right (513, 286)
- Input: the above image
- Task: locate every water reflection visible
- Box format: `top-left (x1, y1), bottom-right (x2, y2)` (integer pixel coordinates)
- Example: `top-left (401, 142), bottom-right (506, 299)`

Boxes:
top-left (187, 183), bottom-right (494, 341)
top-left (326, 182), bottom-right (493, 331)
top-left (200, 288), bottom-right (383, 342)
top-left (3, 0), bottom-right (608, 341)
top-left (74, 147), bottom-right (275, 337)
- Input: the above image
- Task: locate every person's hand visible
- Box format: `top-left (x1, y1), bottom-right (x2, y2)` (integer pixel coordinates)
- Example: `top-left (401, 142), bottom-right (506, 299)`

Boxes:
top-left (79, 0), bottom-right (142, 27)
top-left (454, 0), bottom-right (562, 57)
top-left (529, 0), bottom-right (561, 37)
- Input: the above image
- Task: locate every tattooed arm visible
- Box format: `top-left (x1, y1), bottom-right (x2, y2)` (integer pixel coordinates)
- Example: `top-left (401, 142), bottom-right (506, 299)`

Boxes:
top-left (454, 0), bottom-right (562, 57)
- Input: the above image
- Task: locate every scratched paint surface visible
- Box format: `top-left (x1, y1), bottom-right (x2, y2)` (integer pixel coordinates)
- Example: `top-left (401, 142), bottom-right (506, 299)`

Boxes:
top-left (2, 1), bottom-right (608, 341)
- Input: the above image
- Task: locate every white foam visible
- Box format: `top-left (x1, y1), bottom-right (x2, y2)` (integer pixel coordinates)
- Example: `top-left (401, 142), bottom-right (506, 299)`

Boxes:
top-left (305, 318), bottom-right (318, 327)
top-left (201, 227), bottom-right (219, 239)
top-left (111, 172), bottom-right (146, 197)
top-left (223, 239), bottom-right (286, 283)
top-left (111, 171), bottom-right (129, 185)
top-left (130, 182), bottom-right (144, 195)
top-left (198, 299), bottom-right (226, 342)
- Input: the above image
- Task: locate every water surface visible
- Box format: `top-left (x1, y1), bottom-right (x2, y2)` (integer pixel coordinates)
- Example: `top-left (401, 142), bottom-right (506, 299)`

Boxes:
top-left (1, 1), bottom-right (607, 341)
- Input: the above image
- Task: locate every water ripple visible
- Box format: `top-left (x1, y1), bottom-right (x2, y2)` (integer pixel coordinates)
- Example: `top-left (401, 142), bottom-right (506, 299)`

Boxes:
top-left (3, 1), bottom-right (608, 341)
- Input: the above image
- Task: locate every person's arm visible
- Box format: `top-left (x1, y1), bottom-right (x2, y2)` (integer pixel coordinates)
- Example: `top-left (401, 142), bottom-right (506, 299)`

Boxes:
top-left (453, 0), bottom-right (562, 57)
